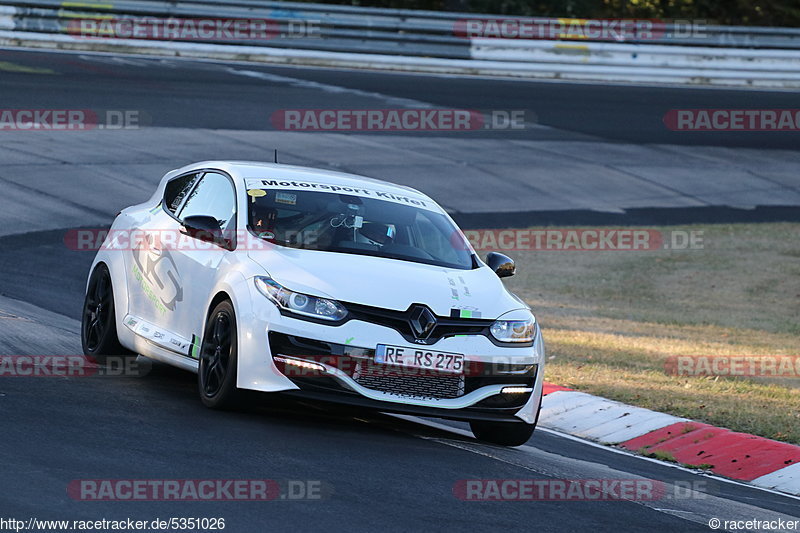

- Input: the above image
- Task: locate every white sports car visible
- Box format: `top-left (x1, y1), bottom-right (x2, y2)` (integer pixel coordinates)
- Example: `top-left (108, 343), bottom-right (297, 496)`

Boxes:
top-left (82, 161), bottom-right (545, 446)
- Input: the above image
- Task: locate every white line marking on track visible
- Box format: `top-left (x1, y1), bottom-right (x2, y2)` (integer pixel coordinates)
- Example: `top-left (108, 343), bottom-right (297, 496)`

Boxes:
top-left (390, 413), bottom-right (800, 503)
top-left (386, 414), bottom-right (800, 530)
top-left (226, 68), bottom-right (436, 109)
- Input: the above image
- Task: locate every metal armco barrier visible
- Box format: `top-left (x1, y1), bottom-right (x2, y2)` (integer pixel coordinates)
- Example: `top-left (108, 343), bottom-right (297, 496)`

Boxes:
top-left (1, 0), bottom-right (799, 86)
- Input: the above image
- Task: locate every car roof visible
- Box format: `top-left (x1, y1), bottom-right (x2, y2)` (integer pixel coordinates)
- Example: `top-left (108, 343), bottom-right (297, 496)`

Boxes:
top-left (168, 160), bottom-right (430, 200)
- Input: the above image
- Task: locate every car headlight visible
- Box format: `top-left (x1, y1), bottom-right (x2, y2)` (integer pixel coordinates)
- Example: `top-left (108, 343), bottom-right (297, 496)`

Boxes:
top-left (254, 276), bottom-right (348, 322)
top-left (490, 311), bottom-right (536, 343)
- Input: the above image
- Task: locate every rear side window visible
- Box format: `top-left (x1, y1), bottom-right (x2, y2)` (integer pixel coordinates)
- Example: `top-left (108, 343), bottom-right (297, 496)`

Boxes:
top-left (163, 173), bottom-right (199, 214)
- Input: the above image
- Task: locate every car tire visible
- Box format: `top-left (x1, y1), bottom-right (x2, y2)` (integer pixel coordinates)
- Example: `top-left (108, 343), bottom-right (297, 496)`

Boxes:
top-left (81, 263), bottom-right (134, 365)
top-left (198, 300), bottom-right (242, 409)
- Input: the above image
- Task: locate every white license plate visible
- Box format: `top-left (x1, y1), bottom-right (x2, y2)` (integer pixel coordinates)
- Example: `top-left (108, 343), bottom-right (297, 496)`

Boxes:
top-left (375, 344), bottom-right (465, 374)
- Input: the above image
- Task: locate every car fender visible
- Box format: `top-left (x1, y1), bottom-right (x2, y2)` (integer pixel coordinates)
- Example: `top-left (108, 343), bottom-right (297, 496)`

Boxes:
top-left (87, 214), bottom-right (136, 352)
top-left (200, 269), bottom-right (297, 393)
top-left (514, 326), bottom-right (546, 424)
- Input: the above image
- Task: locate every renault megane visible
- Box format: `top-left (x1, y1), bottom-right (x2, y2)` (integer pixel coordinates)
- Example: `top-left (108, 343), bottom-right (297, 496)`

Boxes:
top-left (81, 161), bottom-right (545, 446)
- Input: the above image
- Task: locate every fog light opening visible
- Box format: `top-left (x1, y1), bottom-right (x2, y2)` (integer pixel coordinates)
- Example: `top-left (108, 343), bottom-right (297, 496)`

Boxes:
top-left (274, 356), bottom-right (327, 373)
top-left (500, 386), bottom-right (533, 394)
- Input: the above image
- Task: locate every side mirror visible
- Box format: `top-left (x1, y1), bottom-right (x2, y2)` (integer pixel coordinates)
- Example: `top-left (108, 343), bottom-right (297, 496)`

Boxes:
top-left (486, 252), bottom-right (515, 278)
top-left (181, 215), bottom-right (230, 249)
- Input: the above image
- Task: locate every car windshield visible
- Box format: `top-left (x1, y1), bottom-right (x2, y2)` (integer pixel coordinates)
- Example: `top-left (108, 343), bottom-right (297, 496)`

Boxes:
top-left (247, 187), bottom-right (474, 269)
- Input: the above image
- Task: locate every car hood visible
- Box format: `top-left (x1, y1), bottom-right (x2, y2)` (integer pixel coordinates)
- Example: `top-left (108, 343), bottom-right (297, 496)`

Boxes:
top-left (247, 247), bottom-right (524, 319)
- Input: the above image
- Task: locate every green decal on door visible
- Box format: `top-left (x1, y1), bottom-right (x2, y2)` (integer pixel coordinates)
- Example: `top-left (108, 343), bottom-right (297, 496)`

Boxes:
top-left (190, 334), bottom-right (200, 359)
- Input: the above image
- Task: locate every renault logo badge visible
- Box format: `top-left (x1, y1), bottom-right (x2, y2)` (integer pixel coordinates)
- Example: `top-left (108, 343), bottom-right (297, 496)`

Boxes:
top-left (409, 306), bottom-right (437, 339)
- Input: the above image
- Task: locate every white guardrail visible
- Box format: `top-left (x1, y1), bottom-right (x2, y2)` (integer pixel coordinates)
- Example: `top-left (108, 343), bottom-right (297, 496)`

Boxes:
top-left (1, 0), bottom-right (799, 87)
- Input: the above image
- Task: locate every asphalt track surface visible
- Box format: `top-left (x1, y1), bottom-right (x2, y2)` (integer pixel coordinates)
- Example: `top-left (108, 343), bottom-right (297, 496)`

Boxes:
top-left (2, 47), bottom-right (800, 147)
top-left (1, 47), bottom-right (799, 532)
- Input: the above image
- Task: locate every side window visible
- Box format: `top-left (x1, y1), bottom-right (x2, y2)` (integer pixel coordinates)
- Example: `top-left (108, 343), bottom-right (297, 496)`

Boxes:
top-left (178, 172), bottom-right (236, 233)
top-left (163, 173), bottom-right (199, 215)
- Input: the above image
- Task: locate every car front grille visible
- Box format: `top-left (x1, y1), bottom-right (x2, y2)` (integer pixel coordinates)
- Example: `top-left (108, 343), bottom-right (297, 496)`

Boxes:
top-left (352, 361), bottom-right (465, 400)
top-left (345, 303), bottom-right (493, 345)
top-left (268, 332), bottom-right (534, 403)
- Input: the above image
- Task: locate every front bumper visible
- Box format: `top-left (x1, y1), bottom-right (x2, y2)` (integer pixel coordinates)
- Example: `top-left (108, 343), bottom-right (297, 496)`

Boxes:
top-left (236, 300), bottom-right (545, 424)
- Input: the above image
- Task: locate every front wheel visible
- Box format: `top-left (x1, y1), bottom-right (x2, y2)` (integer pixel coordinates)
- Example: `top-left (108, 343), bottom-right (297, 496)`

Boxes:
top-left (469, 420), bottom-right (536, 447)
top-left (81, 263), bottom-right (134, 365)
top-left (198, 300), bottom-right (241, 409)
